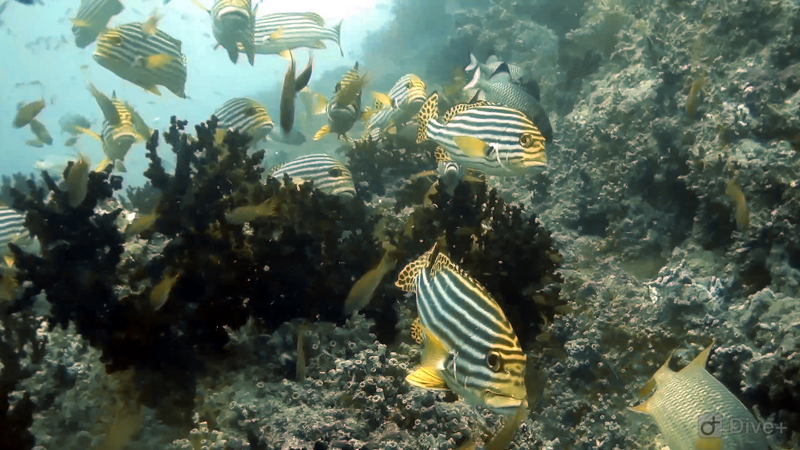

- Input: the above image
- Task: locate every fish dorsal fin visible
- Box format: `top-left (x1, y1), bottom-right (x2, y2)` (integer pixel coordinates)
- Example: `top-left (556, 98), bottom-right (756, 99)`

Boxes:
top-left (410, 318), bottom-right (424, 345)
top-left (300, 12), bottom-right (325, 26)
top-left (682, 341), bottom-right (714, 375)
top-left (489, 63), bottom-right (512, 83)
top-left (395, 245), bottom-right (436, 292)
top-left (441, 100), bottom-right (489, 125)
top-left (430, 252), bottom-right (490, 299)
top-left (268, 163), bottom-right (284, 176)
top-left (434, 146), bottom-right (450, 163)
top-left (406, 367), bottom-right (449, 390)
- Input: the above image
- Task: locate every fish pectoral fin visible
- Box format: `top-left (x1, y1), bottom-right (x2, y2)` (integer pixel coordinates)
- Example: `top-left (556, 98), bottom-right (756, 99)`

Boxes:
top-left (419, 325), bottom-right (449, 370)
top-left (453, 135), bottom-right (489, 157)
top-left (114, 161), bottom-right (127, 173)
top-left (74, 126), bottom-right (102, 142)
top-left (313, 125), bottom-right (330, 141)
top-left (269, 27), bottom-right (284, 42)
top-left (627, 397), bottom-right (652, 415)
top-left (314, 40), bottom-right (326, 49)
top-left (3, 255), bottom-right (15, 268)
top-left (70, 18), bottom-right (91, 28)
top-left (189, 0), bottom-right (210, 13)
top-left (143, 84), bottom-right (162, 96)
top-left (406, 367), bottom-right (449, 390)
top-left (694, 436), bottom-right (723, 450)
top-left (146, 54), bottom-right (174, 69)
top-left (278, 50), bottom-right (292, 61)
top-left (372, 91), bottom-right (393, 108)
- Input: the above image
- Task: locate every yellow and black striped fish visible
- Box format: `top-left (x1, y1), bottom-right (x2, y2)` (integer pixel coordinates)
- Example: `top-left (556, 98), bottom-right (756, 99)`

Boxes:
top-left (93, 22), bottom-right (188, 98)
top-left (314, 63), bottom-right (364, 141)
top-left (416, 92), bottom-right (546, 176)
top-left (209, 0), bottom-right (256, 65)
top-left (269, 154), bottom-right (356, 198)
top-left (70, 0), bottom-right (124, 48)
top-left (213, 97), bottom-right (274, 145)
top-left (1, 206), bottom-right (36, 266)
top-left (396, 245), bottom-right (527, 416)
top-left (249, 12), bottom-right (342, 56)
top-left (364, 74), bottom-right (426, 139)
top-left (79, 84), bottom-right (150, 173)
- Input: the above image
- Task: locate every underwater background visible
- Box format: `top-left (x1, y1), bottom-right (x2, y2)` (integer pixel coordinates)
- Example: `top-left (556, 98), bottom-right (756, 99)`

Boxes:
top-left (1, 0), bottom-right (799, 449)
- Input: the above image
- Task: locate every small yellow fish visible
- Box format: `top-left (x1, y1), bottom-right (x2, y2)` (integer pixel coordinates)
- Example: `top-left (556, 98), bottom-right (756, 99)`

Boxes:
top-left (66, 152), bottom-right (90, 208)
top-left (725, 179), bottom-right (749, 230)
top-left (333, 71), bottom-right (370, 106)
top-left (124, 212), bottom-right (158, 238)
top-left (224, 200), bottom-right (277, 224)
top-left (343, 243), bottom-right (397, 315)
top-left (25, 139), bottom-right (45, 148)
top-left (29, 119), bottom-right (53, 145)
top-left (13, 99), bottom-right (46, 128)
top-left (150, 272), bottom-right (179, 310)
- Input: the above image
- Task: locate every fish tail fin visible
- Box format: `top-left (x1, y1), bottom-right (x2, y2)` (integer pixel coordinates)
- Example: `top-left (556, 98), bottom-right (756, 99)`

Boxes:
top-left (465, 53), bottom-right (478, 72)
top-left (415, 92), bottom-right (439, 144)
top-left (333, 20), bottom-right (343, 56)
top-left (95, 157), bottom-right (112, 172)
top-left (463, 66), bottom-right (481, 90)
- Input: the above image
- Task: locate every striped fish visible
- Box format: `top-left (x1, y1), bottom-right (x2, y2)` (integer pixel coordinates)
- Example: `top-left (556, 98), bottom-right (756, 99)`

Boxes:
top-left (314, 63), bottom-right (363, 141)
top-left (93, 22), bottom-right (188, 98)
top-left (80, 84), bottom-right (149, 173)
top-left (365, 74), bottom-right (427, 137)
top-left (213, 97), bottom-right (274, 145)
top-left (70, 0), bottom-right (124, 48)
top-left (248, 13), bottom-right (343, 56)
top-left (0, 206), bottom-right (30, 261)
top-left (396, 245), bottom-right (527, 415)
top-left (416, 92), bottom-right (546, 176)
top-left (269, 154), bottom-right (355, 198)
top-left (210, 0), bottom-right (256, 64)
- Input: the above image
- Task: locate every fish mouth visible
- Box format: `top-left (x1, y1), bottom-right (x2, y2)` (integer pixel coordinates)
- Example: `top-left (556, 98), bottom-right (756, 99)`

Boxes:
top-left (484, 390), bottom-right (527, 414)
top-left (216, 7), bottom-right (250, 24)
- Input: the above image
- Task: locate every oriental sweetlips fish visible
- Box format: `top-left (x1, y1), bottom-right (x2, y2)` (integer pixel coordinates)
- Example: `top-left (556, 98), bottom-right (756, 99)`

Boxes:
top-left (70, 0), bottom-right (124, 48)
top-left (0, 206), bottom-right (37, 267)
top-left (93, 22), bottom-right (188, 98)
top-left (314, 62), bottom-right (367, 141)
top-left (416, 92), bottom-right (546, 176)
top-left (77, 84), bottom-right (151, 173)
top-left (197, 0), bottom-right (257, 65)
top-left (396, 244), bottom-right (528, 416)
top-left (269, 154), bottom-right (355, 198)
top-left (213, 97), bottom-right (274, 145)
top-left (364, 73), bottom-right (427, 140)
top-left (248, 12), bottom-right (343, 57)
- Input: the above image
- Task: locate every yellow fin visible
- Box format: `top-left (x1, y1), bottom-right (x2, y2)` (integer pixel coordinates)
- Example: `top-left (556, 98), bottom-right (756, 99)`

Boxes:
top-left (434, 146), bottom-right (450, 163)
top-left (683, 341), bottom-right (714, 374)
top-left (627, 398), bottom-right (652, 415)
top-left (70, 18), bottom-right (91, 27)
top-left (361, 108), bottom-right (377, 122)
top-left (142, 11), bottom-right (162, 36)
top-left (312, 93), bottom-right (327, 114)
top-left (189, 0), bottom-right (209, 13)
top-left (372, 92), bottom-right (393, 108)
top-left (143, 84), bottom-right (162, 96)
top-left (95, 157), bottom-right (113, 172)
top-left (395, 245), bottom-right (436, 292)
top-left (3, 255), bottom-right (14, 268)
top-left (695, 436), bottom-right (723, 450)
top-left (453, 135), bottom-right (489, 157)
top-left (486, 403), bottom-right (528, 448)
top-left (146, 54), bottom-right (174, 69)
top-left (74, 126), bottom-right (102, 142)
top-left (313, 124), bottom-right (330, 141)
top-left (406, 367), bottom-right (449, 390)
top-left (269, 27), bottom-right (284, 42)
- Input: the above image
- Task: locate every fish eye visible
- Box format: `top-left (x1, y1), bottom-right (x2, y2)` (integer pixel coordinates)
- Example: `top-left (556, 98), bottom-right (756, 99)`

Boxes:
top-left (406, 81), bottom-right (413, 89)
top-left (328, 168), bottom-right (342, 177)
top-left (520, 133), bottom-right (535, 148)
top-left (486, 146), bottom-right (497, 158)
top-left (486, 351), bottom-right (503, 372)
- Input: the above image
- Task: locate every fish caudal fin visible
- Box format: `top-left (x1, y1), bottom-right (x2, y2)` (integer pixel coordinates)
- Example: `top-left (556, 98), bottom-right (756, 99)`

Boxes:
top-left (415, 92), bottom-right (439, 144)
top-left (463, 66), bottom-right (481, 90)
top-left (465, 53), bottom-right (478, 72)
top-left (333, 20), bottom-right (343, 56)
